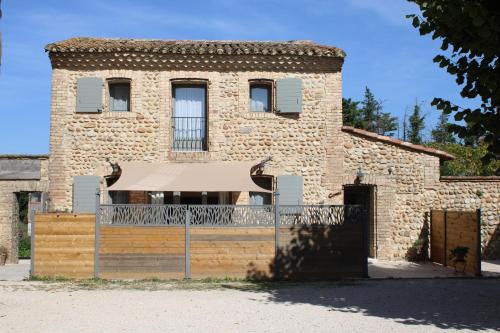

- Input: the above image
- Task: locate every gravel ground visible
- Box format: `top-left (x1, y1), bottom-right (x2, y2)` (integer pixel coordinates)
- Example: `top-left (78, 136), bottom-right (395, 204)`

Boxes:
top-left (0, 279), bottom-right (499, 333)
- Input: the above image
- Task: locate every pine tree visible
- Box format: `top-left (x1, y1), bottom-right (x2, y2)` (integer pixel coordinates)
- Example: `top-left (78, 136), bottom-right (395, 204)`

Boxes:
top-left (407, 101), bottom-right (425, 144)
top-left (377, 112), bottom-right (398, 136)
top-left (431, 113), bottom-right (455, 144)
top-left (342, 98), bottom-right (363, 128)
top-left (361, 87), bottom-right (379, 132)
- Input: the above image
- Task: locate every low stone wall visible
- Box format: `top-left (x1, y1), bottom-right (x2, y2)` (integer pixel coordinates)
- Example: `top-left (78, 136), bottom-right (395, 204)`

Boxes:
top-left (434, 177), bottom-right (499, 259)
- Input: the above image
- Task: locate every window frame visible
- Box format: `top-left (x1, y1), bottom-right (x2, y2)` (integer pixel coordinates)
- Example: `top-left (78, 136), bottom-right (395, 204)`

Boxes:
top-left (107, 78), bottom-right (131, 112)
top-left (171, 81), bottom-right (209, 152)
top-left (249, 79), bottom-right (274, 113)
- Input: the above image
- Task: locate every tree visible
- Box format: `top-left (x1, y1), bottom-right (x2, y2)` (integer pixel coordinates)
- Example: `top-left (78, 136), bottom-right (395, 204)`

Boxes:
top-left (407, 101), bottom-right (425, 144)
top-left (360, 87), bottom-right (398, 136)
top-left (427, 142), bottom-right (500, 176)
top-left (342, 98), bottom-right (363, 128)
top-left (377, 112), bottom-right (398, 137)
top-left (431, 113), bottom-right (456, 144)
top-left (360, 87), bottom-right (379, 132)
top-left (407, 1), bottom-right (500, 164)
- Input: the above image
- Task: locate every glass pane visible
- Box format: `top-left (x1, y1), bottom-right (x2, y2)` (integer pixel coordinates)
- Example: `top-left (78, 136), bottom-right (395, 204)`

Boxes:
top-left (250, 86), bottom-right (270, 112)
top-left (110, 83), bottom-right (130, 111)
top-left (173, 86), bottom-right (207, 151)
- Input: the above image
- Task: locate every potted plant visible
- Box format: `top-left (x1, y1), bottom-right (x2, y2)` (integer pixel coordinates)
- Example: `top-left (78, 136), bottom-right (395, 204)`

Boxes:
top-left (0, 246), bottom-right (7, 266)
top-left (450, 246), bottom-right (469, 262)
top-left (449, 246), bottom-right (469, 273)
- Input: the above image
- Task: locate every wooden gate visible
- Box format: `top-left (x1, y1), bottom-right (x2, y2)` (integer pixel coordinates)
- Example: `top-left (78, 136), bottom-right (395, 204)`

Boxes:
top-left (430, 210), bottom-right (481, 276)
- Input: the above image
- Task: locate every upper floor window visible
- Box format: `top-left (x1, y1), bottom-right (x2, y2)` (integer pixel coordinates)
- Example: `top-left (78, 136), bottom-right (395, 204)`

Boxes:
top-left (249, 80), bottom-right (272, 112)
top-left (172, 83), bottom-right (208, 151)
top-left (109, 81), bottom-right (130, 112)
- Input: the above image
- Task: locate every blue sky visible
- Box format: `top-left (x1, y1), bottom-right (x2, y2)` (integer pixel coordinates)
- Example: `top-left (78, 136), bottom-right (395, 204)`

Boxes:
top-left (0, 0), bottom-right (473, 154)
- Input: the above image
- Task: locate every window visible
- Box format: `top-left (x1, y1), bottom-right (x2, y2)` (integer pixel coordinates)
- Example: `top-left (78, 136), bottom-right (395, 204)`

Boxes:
top-left (172, 84), bottom-right (207, 151)
top-left (250, 176), bottom-right (273, 205)
top-left (249, 81), bottom-right (272, 112)
top-left (109, 82), bottom-right (130, 112)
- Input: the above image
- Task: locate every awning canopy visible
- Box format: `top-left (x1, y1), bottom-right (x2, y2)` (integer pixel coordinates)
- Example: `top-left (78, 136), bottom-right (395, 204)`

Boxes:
top-left (108, 161), bottom-right (271, 193)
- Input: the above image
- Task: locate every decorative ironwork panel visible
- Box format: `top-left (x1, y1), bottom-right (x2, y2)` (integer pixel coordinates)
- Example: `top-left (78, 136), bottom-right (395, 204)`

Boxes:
top-left (100, 204), bottom-right (187, 225)
top-left (189, 205), bottom-right (275, 226)
top-left (279, 205), bottom-right (365, 225)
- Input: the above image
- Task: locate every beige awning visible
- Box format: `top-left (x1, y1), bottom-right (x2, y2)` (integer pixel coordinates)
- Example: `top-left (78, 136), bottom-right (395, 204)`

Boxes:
top-left (108, 161), bottom-right (271, 193)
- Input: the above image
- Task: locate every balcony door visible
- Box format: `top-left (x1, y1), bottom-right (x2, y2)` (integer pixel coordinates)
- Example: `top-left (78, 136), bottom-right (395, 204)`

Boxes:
top-left (172, 85), bottom-right (207, 151)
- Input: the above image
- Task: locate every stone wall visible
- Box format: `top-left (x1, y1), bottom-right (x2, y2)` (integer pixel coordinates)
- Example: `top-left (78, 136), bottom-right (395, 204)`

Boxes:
top-left (343, 130), bottom-right (499, 260)
top-left (48, 62), bottom-right (343, 211)
top-left (343, 131), bottom-right (442, 259)
top-left (0, 157), bottom-right (48, 263)
top-left (433, 177), bottom-right (500, 259)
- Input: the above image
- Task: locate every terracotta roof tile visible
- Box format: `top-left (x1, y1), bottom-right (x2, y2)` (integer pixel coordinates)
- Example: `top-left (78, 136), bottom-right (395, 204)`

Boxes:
top-left (45, 38), bottom-right (345, 58)
top-left (342, 126), bottom-right (455, 160)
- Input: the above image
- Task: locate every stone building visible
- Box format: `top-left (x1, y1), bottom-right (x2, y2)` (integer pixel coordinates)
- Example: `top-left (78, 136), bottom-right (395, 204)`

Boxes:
top-left (0, 38), bottom-right (497, 263)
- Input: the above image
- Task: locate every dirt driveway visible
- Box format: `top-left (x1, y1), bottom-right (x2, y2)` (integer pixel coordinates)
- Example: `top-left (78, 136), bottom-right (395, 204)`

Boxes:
top-left (1, 279), bottom-right (499, 333)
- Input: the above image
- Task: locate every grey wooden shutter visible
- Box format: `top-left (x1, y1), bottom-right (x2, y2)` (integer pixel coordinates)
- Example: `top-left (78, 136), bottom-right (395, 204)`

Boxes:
top-left (275, 78), bottom-right (302, 113)
top-left (73, 176), bottom-right (100, 213)
top-left (76, 77), bottom-right (103, 113)
top-left (277, 175), bottom-right (304, 205)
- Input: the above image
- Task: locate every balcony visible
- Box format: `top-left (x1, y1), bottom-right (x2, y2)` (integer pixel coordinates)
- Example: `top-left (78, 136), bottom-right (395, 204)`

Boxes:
top-left (172, 116), bottom-right (207, 152)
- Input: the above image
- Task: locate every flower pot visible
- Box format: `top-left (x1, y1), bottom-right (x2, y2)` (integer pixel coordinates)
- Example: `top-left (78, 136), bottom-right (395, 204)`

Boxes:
top-left (0, 253), bottom-right (6, 266)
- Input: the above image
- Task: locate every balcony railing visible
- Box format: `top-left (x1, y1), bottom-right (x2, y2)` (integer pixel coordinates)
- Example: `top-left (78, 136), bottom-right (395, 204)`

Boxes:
top-left (172, 117), bottom-right (207, 151)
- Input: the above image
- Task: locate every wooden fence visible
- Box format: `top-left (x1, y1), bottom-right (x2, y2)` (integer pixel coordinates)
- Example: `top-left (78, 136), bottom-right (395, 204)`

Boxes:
top-left (32, 206), bottom-right (367, 280)
top-left (430, 210), bottom-right (481, 276)
top-left (32, 213), bottom-right (95, 279)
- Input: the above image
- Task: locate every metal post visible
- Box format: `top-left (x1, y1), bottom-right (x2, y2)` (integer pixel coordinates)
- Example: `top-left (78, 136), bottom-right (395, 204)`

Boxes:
top-left (185, 208), bottom-right (191, 279)
top-left (94, 189), bottom-right (101, 278)
top-left (476, 209), bottom-right (482, 277)
top-left (443, 209), bottom-right (448, 267)
top-left (30, 211), bottom-right (36, 278)
top-left (274, 191), bottom-right (280, 280)
top-left (362, 206), bottom-right (369, 278)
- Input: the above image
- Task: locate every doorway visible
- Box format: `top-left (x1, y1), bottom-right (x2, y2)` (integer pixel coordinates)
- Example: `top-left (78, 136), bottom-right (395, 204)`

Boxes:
top-left (344, 185), bottom-right (376, 258)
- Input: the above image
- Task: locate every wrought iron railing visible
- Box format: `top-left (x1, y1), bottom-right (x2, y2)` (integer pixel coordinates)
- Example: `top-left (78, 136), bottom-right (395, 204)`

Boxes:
top-left (99, 204), bottom-right (365, 226)
top-left (279, 205), bottom-right (365, 225)
top-left (189, 205), bottom-right (275, 226)
top-left (172, 117), bottom-right (207, 151)
top-left (100, 204), bottom-right (186, 225)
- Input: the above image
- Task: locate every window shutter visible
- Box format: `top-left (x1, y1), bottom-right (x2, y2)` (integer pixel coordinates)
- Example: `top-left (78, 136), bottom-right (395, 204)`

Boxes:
top-left (73, 176), bottom-right (100, 213)
top-left (76, 77), bottom-right (103, 113)
top-left (275, 78), bottom-right (302, 113)
top-left (277, 175), bottom-right (304, 205)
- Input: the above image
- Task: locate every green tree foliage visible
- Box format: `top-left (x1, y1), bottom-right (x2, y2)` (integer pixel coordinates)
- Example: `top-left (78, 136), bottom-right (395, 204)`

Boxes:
top-left (407, 0), bottom-right (500, 162)
top-left (407, 101), bottom-right (425, 144)
top-left (361, 87), bottom-right (379, 132)
top-left (342, 98), bottom-right (363, 128)
top-left (428, 142), bottom-right (500, 176)
top-left (343, 87), bottom-right (398, 136)
top-left (432, 112), bottom-right (456, 144)
top-left (377, 112), bottom-right (398, 137)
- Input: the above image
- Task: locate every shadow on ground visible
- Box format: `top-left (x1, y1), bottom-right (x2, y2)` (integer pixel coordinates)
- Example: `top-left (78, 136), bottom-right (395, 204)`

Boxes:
top-left (226, 279), bottom-right (500, 331)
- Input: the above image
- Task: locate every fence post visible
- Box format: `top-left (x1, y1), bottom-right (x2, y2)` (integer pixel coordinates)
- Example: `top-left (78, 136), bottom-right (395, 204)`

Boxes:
top-left (185, 208), bottom-right (191, 279)
top-left (443, 209), bottom-right (448, 267)
top-left (274, 191), bottom-right (280, 280)
top-left (476, 208), bottom-right (482, 277)
top-left (30, 211), bottom-right (36, 278)
top-left (94, 189), bottom-right (100, 279)
top-left (362, 206), bottom-right (369, 278)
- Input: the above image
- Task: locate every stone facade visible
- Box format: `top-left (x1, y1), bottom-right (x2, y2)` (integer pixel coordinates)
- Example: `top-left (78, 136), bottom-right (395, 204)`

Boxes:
top-left (47, 47), bottom-right (344, 211)
top-left (41, 38), bottom-right (498, 261)
top-left (343, 130), bottom-right (499, 259)
top-left (0, 157), bottom-right (49, 263)
top-left (434, 178), bottom-right (499, 259)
